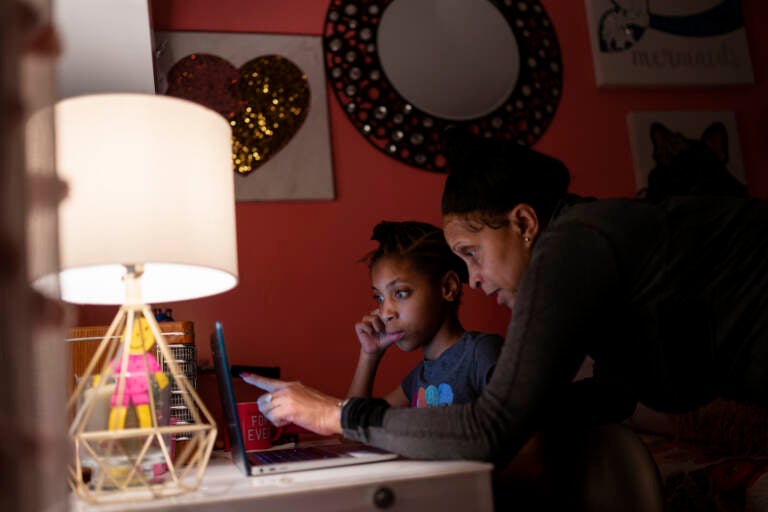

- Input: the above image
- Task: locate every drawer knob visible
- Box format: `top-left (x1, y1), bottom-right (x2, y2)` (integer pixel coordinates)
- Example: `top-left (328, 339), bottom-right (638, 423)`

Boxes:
top-left (373, 486), bottom-right (395, 509)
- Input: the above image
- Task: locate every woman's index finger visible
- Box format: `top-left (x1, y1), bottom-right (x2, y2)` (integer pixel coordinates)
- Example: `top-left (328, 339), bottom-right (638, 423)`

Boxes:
top-left (240, 372), bottom-right (284, 392)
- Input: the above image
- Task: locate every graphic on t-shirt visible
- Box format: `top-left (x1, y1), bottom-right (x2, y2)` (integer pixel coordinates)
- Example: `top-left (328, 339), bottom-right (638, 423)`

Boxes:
top-left (414, 383), bottom-right (455, 407)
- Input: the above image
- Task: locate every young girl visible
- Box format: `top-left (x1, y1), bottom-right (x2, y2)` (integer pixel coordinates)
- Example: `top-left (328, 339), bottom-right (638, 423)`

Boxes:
top-left (347, 220), bottom-right (503, 408)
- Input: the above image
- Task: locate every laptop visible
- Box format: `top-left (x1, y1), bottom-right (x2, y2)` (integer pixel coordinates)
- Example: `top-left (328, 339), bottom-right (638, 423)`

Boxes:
top-left (210, 321), bottom-right (398, 475)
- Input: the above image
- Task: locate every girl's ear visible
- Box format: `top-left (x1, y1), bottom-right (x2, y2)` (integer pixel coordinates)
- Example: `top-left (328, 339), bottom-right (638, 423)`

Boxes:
top-left (441, 271), bottom-right (461, 302)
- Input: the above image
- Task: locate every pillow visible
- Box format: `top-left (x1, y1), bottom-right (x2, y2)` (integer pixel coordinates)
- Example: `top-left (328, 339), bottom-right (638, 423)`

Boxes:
top-left (628, 399), bottom-right (768, 455)
top-left (668, 399), bottom-right (768, 456)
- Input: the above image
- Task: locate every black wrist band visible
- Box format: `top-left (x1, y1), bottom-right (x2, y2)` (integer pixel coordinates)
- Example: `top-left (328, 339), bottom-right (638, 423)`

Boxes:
top-left (341, 397), bottom-right (390, 430)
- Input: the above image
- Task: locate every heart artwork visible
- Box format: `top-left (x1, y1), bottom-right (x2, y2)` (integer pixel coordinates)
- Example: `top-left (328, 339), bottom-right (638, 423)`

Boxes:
top-left (166, 53), bottom-right (311, 175)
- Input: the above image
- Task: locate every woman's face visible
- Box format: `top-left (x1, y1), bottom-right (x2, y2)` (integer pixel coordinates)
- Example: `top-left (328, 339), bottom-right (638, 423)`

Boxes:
top-left (443, 211), bottom-right (533, 310)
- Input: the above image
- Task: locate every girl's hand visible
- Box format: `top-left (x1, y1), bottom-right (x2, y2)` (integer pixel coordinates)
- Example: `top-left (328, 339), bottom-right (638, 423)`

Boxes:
top-left (240, 373), bottom-right (342, 436)
top-left (354, 309), bottom-right (394, 355)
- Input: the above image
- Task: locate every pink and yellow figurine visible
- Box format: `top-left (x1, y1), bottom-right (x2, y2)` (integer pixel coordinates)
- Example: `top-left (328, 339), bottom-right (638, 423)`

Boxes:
top-left (108, 317), bottom-right (169, 430)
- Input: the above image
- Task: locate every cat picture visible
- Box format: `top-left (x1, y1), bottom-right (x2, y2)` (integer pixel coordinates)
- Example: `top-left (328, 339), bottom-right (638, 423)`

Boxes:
top-left (643, 121), bottom-right (748, 201)
top-left (627, 111), bottom-right (748, 200)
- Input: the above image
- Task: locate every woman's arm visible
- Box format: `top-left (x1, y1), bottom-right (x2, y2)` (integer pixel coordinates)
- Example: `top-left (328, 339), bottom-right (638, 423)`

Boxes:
top-left (242, 373), bottom-right (343, 435)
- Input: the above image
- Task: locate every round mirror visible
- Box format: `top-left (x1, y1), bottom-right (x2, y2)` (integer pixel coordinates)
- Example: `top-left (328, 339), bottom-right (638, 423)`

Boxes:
top-left (377, 0), bottom-right (520, 121)
top-left (324, 0), bottom-right (562, 172)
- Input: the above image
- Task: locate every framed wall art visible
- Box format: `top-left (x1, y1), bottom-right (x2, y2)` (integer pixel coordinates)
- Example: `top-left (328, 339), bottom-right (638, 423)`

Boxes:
top-left (626, 110), bottom-right (746, 196)
top-left (585, 0), bottom-right (754, 87)
top-left (323, 0), bottom-right (563, 172)
top-left (154, 31), bottom-right (335, 202)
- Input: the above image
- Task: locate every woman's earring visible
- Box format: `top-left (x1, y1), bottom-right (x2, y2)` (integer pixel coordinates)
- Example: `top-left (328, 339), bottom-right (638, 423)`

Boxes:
top-left (523, 236), bottom-right (531, 243)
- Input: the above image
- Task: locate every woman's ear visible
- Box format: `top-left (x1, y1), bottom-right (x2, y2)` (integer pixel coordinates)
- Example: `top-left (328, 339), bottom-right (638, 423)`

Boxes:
top-left (441, 271), bottom-right (461, 302)
top-left (508, 203), bottom-right (539, 243)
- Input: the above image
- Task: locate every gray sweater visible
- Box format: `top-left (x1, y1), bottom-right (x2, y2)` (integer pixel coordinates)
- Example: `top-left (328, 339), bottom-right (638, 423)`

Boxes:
top-left (341, 196), bottom-right (768, 462)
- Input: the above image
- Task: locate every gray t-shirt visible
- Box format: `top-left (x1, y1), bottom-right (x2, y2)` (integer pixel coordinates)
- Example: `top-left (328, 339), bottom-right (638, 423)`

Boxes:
top-left (401, 331), bottom-right (504, 407)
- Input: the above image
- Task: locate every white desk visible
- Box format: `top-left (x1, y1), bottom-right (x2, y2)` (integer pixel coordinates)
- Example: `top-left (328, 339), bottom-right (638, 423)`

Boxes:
top-left (71, 451), bottom-right (495, 511)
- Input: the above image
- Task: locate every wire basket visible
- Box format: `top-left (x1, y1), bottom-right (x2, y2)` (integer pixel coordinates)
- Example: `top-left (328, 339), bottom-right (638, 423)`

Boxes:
top-left (156, 344), bottom-right (197, 441)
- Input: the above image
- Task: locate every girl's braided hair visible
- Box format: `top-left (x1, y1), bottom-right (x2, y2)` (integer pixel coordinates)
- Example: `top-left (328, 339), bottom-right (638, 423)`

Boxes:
top-left (365, 220), bottom-right (469, 289)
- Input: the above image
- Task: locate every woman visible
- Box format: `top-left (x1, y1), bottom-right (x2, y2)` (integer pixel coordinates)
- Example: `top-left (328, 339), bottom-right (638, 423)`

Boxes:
top-left (244, 131), bottom-right (768, 498)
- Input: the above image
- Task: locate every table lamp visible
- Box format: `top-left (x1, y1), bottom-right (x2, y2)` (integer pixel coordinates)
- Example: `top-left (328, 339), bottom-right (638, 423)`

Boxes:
top-left (27, 93), bottom-right (238, 503)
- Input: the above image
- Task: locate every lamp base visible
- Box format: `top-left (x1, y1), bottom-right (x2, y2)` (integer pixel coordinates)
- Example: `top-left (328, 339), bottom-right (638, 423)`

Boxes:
top-left (68, 304), bottom-right (216, 504)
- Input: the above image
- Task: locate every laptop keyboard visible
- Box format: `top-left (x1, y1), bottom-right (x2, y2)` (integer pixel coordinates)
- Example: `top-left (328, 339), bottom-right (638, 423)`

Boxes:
top-left (247, 446), bottom-right (343, 465)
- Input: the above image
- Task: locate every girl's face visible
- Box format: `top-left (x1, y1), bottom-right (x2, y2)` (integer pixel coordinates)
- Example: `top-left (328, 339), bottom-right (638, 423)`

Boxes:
top-left (443, 209), bottom-right (534, 310)
top-left (370, 256), bottom-right (448, 352)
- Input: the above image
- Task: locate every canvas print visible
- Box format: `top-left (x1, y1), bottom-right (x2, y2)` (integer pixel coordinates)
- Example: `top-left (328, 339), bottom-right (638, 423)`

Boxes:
top-left (584, 0), bottom-right (754, 86)
top-left (154, 31), bottom-right (335, 202)
top-left (626, 111), bottom-right (747, 199)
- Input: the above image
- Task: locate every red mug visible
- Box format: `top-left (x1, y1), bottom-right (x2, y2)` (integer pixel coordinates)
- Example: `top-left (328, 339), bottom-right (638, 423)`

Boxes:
top-left (236, 401), bottom-right (282, 450)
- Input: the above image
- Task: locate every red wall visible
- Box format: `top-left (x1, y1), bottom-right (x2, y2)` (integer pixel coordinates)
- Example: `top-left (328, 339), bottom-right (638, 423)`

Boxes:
top-left (78, 0), bottom-right (768, 404)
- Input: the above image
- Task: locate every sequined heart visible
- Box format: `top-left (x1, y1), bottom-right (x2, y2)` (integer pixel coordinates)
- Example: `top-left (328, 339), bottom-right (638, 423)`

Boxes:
top-left (166, 54), bottom-right (244, 120)
top-left (166, 54), bottom-right (311, 175)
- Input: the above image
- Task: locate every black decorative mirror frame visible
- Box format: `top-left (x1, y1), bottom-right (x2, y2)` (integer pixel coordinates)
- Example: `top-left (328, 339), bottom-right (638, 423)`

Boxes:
top-left (323, 0), bottom-right (563, 173)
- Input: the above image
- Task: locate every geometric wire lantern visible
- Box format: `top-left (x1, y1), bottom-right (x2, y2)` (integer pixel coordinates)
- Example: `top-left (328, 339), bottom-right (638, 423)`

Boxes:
top-left (67, 269), bottom-right (217, 504)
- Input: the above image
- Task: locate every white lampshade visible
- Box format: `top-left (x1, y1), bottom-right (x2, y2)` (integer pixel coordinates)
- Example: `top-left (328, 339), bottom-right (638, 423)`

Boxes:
top-left (30, 93), bottom-right (238, 304)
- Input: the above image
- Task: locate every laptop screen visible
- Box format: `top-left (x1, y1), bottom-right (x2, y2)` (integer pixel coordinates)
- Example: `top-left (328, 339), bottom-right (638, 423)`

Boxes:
top-left (210, 321), bottom-right (250, 475)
